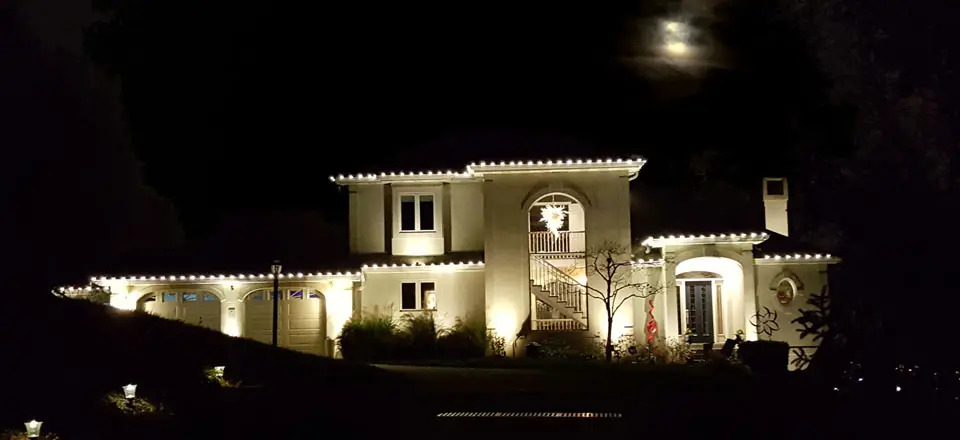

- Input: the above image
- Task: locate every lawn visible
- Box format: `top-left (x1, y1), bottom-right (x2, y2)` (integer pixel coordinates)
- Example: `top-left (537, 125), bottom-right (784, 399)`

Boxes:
top-left (0, 296), bottom-right (417, 439)
top-left (1, 296), bottom-right (952, 439)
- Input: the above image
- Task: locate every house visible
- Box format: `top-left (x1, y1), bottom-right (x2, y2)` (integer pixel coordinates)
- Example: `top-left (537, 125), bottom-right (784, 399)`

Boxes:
top-left (75, 158), bottom-right (838, 362)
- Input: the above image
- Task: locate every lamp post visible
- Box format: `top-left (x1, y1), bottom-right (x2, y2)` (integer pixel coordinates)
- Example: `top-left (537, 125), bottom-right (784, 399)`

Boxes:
top-left (271, 260), bottom-right (282, 347)
top-left (24, 420), bottom-right (42, 438)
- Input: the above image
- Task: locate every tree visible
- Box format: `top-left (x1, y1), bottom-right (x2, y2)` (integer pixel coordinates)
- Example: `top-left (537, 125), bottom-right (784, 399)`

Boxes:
top-left (567, 240), bottom-right (666, 363)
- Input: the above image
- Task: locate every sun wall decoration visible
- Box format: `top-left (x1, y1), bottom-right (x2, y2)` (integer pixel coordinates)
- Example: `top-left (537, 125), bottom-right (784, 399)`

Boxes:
top-left (539, 205), bottom-right (567, 239)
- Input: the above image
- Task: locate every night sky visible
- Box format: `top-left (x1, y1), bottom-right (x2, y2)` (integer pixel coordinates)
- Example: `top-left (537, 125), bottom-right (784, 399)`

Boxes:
top-left (7, 0), bottom-right (960, 298)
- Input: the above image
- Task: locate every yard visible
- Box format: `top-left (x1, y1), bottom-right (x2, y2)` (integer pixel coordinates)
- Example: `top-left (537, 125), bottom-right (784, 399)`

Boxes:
top-left (0, 296), bottom-right (951, 439)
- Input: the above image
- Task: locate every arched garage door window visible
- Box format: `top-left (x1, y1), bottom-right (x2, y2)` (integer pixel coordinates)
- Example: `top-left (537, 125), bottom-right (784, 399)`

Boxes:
top-left (242, 288), bottom-right (326, 355)
top-left (137, 291), bottom-right (222, 331)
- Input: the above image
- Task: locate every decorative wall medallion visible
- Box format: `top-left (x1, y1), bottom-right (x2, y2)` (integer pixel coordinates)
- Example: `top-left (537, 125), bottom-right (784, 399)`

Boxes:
top-left (776, 279), bottom-right (796, 305)
top-left (769, 270), bottom-right (803, 306)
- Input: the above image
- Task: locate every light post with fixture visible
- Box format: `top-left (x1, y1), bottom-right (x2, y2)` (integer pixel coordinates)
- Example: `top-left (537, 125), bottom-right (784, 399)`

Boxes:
top-left (271, 260), bottom-right (282, 347)
top-left (24, 420), bottom-right (42, 438)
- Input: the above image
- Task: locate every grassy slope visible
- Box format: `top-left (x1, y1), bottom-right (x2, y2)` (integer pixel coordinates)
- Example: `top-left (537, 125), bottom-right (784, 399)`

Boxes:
top-left (0, 296), bottom-right (414, 439)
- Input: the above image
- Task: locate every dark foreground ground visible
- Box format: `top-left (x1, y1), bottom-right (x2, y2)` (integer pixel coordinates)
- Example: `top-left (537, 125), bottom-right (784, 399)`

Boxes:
top-left (0, 296), bottom-right (953, 440)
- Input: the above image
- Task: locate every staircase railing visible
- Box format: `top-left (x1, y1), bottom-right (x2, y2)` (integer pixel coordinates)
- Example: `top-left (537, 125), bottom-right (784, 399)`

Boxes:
top-left (530, 258), bottom-right (586, 314)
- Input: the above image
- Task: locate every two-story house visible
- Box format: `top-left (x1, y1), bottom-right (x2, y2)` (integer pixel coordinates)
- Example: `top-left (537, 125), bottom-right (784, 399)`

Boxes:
top-left (80, 157), bottom-right (838, 360)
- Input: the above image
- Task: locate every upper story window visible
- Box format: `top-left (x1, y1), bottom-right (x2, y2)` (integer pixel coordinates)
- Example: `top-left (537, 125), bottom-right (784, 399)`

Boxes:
top-left (401, 281), bottom-right (437, 311)
top-left (400, 194), bottom-right (435, 232)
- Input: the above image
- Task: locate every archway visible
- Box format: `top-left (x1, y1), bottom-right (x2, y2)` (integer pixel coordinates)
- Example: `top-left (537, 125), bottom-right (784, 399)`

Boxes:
top-left (675, 257), bottom-right (744, 344)
top-left (136, 290), bottom-right (223, 331)
top-left (242, 288), bottom-right (327, 355)
top-left (527, 192), bottom-right (588, 332)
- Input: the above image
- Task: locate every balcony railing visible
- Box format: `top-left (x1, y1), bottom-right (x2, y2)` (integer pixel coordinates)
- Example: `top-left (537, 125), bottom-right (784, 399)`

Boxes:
top-left (529, 231), bottom-right (585, 254)
top-left (534, 319), bottom-right (582, 331)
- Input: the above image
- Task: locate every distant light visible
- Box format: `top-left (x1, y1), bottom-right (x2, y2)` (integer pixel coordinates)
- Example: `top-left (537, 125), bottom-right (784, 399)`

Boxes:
top-left (665, 41), bottom-right (689, 56)
top-left (664, 21), bottom-right (681, 33)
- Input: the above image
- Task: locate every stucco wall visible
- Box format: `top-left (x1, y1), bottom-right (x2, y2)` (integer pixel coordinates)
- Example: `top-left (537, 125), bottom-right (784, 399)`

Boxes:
top-left (449, 181), bottom-right (484, 252)
top-left (391, 183), bottom-right (444, 256)
top-left (349, 184), bottom-right (386, 254)
top-left (482, 171), bottom-right (634, 354)
top-left (360, 268), bottom-right (486, 331)
top-left (754, 262), bottom-right (829, 348)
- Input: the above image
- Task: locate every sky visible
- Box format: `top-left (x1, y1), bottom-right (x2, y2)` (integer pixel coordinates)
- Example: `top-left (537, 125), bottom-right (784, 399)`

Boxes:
top-left (7, 0), bottom-right (851, 274)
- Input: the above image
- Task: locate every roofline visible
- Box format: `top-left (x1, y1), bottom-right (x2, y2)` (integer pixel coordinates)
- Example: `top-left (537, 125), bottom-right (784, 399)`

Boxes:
top-left (75, 260), bottom-right (486, 289)
top-left (329, 157), bottom-right (646, 185)
top-left (641, 232), bottom-right (770, 248)
top-left (754, 254), bottom-right (841, 265)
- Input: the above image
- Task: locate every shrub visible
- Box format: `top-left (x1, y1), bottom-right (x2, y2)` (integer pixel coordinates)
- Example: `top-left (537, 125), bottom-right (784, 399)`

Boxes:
top-left (437, 318), bottom-right (485, 358)
top-left (394, 312), bottom-right (439, 359)
top-left (738, 340), bottom-right (789, 374)
top-left (337, 309), bottom-right (398, 362)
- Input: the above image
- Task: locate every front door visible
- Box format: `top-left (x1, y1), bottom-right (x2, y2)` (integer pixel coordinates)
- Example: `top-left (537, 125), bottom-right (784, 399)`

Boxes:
top-left (685, 281), bottom-right (714, 344)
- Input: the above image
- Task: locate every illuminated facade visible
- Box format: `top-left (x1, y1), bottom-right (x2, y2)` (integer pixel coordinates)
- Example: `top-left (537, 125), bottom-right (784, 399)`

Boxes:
top-left (77, 158), bottom-right (837, 361)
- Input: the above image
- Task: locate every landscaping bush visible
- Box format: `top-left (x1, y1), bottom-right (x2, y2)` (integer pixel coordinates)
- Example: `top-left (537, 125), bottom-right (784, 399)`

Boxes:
top-left (738, 340), bottom-right (789, 375)
top-left (394, 312), bottom-right (439, 359)
top-left (437, 318), bottom-right (485, 359)
top-left (337, 310), bottom-right (398, 362)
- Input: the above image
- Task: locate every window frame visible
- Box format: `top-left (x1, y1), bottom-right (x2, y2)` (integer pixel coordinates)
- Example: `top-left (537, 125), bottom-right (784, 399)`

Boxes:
top-left (400, 281), bottom-right (438, 311)
top-left (398, 193), bottom-right (436, 233)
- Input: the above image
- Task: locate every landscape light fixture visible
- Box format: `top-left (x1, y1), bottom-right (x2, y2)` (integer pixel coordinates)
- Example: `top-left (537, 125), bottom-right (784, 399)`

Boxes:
top-left (24, 420), bottom-right (42, 438)
top-left (214, 366), bottom-right (225, 378)
top-left (271, 260), bottom-right (282, 347)
top-left (122, 384), bottom-right (137, 400)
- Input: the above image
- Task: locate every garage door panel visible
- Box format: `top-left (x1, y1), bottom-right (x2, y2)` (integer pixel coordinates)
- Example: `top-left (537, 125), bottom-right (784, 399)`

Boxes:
top-left (138, 292), bottom-right (223, 332)
top-left (242, 290), bottom-right (326, 355)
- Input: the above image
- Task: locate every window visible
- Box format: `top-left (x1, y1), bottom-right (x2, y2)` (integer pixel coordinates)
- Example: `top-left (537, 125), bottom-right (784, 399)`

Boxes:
top-left (400, 194), bottom-right (435, 232)
top-left (202, 293), bottom-right (218, 302)
top-left (249, 292), bottom-right (266, 301)
top-left (308, 291), bottom-right (322, 299)
top-left (401, 282), bottom-right (437, 311)
top-left (421, 282), bottom-right (436, 310)
top-left (289, 289), bottom-right (303, 300)
top-left (162, 293), bottom-right (178, 303)
top-left (401, 283), bottom-right (417, 310)
top-left (183, 293), bottom-right (198, 302)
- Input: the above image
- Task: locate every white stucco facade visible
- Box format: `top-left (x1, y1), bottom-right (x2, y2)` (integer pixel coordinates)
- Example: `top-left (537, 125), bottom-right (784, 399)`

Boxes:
top-left (75, 157), bottom-right (838, 360)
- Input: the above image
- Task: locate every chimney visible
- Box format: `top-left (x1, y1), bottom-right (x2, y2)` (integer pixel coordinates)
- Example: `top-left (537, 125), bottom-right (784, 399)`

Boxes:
top-left (763, 178), bottom-right (788, 237)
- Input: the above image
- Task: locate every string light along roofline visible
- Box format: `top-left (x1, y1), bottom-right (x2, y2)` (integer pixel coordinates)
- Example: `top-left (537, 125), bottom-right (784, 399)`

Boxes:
top-left (330, 157), bottom-right (647, 184)
top-left (755, 254), bottom-right (841, 265)
top-left (77, 261), bottom-right (486, 290)
top-left (641, 232), bottom-right (770, 247)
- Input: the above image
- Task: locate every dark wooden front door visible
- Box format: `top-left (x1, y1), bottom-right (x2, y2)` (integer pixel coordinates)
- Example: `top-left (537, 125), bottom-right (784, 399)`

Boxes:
top-left (685, 281), bottom-right (714, 344)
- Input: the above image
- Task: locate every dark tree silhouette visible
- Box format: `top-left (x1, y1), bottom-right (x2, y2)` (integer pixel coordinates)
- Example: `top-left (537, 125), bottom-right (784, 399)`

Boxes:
top-left (1, 4), bottom-right (182, 291)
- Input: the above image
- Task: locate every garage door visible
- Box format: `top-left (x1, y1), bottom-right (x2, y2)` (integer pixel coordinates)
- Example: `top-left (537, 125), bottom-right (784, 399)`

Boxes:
top-left (138, 291), bottom-right (222, 332)
top-left (243, 288), bottom-right (326, 355)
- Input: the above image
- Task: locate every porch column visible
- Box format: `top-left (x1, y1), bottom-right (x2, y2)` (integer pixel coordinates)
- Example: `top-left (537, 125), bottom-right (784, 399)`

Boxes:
top-left (739, 250), bottom-right (758, 340)
top-left (660, 252), bottom-right (678, 341)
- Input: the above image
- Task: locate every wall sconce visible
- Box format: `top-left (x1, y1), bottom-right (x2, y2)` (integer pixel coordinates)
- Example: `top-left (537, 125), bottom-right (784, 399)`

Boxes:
top-left (24, 420), bottom-right (42, 438)
top-left (122, 384), bottom-right (138, 399)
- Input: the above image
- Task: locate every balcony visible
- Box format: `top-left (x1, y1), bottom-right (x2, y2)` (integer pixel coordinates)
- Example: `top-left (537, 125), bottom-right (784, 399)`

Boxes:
top-left (528, 231), bottom-right (585, 255)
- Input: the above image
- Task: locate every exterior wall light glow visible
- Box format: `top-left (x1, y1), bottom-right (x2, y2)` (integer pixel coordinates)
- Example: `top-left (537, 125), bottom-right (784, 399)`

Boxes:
top-left (122, 384), bottom-right (137, 399)
top-left (25, 420), bottom-right (42, 438)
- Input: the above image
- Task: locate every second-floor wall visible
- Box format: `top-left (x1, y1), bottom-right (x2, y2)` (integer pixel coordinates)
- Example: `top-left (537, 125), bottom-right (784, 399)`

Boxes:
top-left (339, 158), bottom-right (645, 258)
top-left (348, 180), bottom-right (484, 255)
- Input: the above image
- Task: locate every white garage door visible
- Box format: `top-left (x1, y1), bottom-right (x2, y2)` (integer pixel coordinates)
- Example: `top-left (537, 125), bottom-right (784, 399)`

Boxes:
top-left (138, 291), bottom-right (222, 331)
top-left (243, 288), bottom-right (326, 355)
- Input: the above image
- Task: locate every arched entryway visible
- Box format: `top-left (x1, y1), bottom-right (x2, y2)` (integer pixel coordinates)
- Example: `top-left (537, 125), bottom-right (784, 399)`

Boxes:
top-left (136, 290), bottom-right (223, 332)
top-left (675, 257), bottom-right (744, 344)
top-left (527, 192), bottom-right (588, 331)
top-left (242, 288), bottom-right (327, 355)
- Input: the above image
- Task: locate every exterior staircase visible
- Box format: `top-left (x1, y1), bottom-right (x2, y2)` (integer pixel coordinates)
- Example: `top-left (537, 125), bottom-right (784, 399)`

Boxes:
top-left (530, 258), bottom-right (587, 330)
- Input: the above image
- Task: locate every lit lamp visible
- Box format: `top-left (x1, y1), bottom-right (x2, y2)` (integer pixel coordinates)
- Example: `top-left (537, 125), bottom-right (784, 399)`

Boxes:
top-left (122, 384), bottom-right (137, 400)
top-left (24, 420), bottom-right (42, 438)
top-left (271, 260), bottom-right (282, 347)
top-left (213, 366), bottom-right (225, 378)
